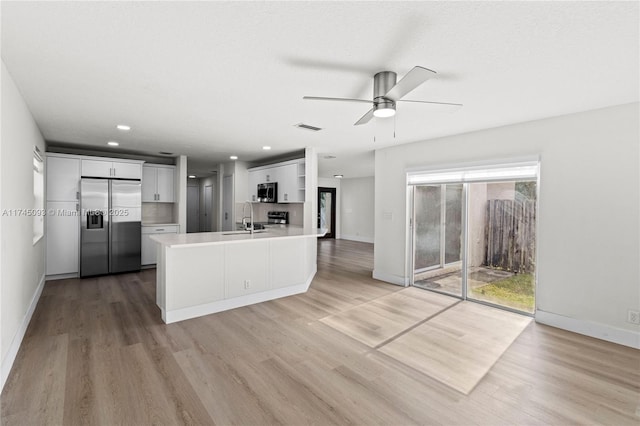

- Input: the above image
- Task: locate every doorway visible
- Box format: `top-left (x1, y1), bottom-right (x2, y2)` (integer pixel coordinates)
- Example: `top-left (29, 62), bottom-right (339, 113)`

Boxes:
top-left (202, 184), bottom-right (213, 232)
top-left (222, 175), bottom-right (233, 232)
top-left (409, 163), bottom-right (539, 315)
top-left (318, 187), bottom-right (337, 238)
top-left (187, 182), bottom-right (200, 233)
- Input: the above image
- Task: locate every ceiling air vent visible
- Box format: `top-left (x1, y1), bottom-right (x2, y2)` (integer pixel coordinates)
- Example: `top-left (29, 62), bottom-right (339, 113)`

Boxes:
top-left (294, 123), bottom-right (322, 132)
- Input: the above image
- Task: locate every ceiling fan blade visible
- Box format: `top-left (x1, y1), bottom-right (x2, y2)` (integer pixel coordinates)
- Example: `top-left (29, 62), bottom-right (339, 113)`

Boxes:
top-left (397, 99), bottom-right (463, 112)
top-left (303, 96), bottom-right (373, 104)
top-left (354, 108), bottom-right (375, 126)
top-left (384, 66), bottom-right (437, 101)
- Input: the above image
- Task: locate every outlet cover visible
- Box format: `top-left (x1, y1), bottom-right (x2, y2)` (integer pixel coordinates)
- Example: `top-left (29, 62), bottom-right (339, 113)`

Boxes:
top-left (627, 309), bottom-right (640, 325)
top-left (244, 280), bottom-right (251, 289)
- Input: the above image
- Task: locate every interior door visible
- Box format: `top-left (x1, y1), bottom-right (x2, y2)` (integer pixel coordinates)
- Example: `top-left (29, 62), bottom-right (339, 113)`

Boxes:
top-left (187, 184), bottom-right (200, 233)
top-left (203, 184), bottom-right (213, 232)
top-left (317, 187), bottom-right (337, 238)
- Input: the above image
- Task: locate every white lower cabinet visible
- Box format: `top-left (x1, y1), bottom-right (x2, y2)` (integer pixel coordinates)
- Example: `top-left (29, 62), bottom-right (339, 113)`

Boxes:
top-left (46, 201), bottom-right (79, 276)
top-left (142, 225), bottom-right (178, 265)
top-left (270, 238), bottom-right (306, 288)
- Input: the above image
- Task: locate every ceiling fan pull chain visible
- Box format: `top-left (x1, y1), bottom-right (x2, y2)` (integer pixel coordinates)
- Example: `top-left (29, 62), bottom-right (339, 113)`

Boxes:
top-left (394, 112), bottom-right (397, 139)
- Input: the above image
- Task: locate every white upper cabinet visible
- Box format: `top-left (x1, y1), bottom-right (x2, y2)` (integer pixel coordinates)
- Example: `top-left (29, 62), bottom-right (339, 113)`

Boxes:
top-left (113, 161), bottom-right (142, 179)
top-left (142, 164), bottom-right (175, 202)
top-left (156, 167), bottom-right (175, 202)
top-left (46, 155), bottom-right (80, 201)
top-left (247, 159), bottom-right (305, 203)
top-left (248, 169), bottom-right (260, 202)
top-left (142, 166), bottom-right (156, 201)
top-left (81, 159), bottom-right (112, 178)
top-left (277, 164), bottom-right (298, 203)
top-left (81, 158), bottom-right (142, 179)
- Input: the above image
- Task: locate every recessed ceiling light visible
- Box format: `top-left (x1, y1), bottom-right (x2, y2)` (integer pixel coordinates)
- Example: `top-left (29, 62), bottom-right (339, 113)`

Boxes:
top-left (107, 141), bottom-right (119, 146)
top-left (188, 175), bottom-right (196, 179)
top-left (116, 124), bottom-right (131, 131)
top-left (262, 146), bottom-right (271, 150)
top-left (334, 174), bottom-right (344, 179)
top-left (323, 155), bottom-right (336, 159)
top-left (230, 155), bottom-right (238, 160)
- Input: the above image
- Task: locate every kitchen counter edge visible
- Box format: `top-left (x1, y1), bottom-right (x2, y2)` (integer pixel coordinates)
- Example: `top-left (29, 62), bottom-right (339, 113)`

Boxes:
top-left (150, 227), bottom-right (327, 248)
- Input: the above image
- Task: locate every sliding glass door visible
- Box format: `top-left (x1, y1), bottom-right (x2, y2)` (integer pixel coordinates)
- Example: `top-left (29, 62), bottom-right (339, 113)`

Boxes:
top-left (412, 184), bottom-right (463, 297)
top-left (466, 181), bottom-right (537, 313)
top-left (410, 163), bottom-right (538, 315)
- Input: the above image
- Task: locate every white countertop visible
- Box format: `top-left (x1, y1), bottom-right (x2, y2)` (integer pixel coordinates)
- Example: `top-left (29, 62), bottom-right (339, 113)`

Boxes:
top-left (142, 223), bottom-right (180, 227)
top-left (150, 226), bottom-right (327, 248)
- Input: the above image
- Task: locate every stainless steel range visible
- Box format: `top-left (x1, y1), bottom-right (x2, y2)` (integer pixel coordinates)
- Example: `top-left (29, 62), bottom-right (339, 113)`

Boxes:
top-left (267, 211), bottom-right (289, 225)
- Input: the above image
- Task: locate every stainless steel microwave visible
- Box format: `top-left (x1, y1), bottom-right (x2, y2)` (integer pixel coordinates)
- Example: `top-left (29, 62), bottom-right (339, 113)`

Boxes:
top-left (257, 182), bottom-right (277, 203)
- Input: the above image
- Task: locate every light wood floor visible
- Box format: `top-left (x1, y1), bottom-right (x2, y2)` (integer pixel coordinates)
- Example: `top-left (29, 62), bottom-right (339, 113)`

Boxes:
top-left (2, 239), bottom-right (639, 425)
top-left (380, 301), bottom-right (531, 394)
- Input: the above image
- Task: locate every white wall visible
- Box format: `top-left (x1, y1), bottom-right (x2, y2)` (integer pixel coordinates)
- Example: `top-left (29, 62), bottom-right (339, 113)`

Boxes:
top-left (1, 61), bottom-right (47, 389)
top-left (340, 177), bottom-right (374, 244)
top-left (304, 147), bottom-right (318, 230)
top-left (374, 103), bottom-right (639, 346)
top-left (318, 177), bottom-right (341, 239)
top-left (174, 155), bottom-right (187, 233)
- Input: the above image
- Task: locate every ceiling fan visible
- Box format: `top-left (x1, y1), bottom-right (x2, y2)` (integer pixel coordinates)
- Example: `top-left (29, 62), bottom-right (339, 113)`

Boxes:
top-left (303, 66), bottom-right (462, 126)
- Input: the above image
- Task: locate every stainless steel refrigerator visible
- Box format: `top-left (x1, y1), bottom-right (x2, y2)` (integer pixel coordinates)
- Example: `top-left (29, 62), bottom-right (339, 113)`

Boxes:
top-left (80, 178), bottom-right (142, 277)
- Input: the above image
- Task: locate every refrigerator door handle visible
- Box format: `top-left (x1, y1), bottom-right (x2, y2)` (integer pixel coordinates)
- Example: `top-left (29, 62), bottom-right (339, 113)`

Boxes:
top-left (108, 180), bottom-right (112, 273)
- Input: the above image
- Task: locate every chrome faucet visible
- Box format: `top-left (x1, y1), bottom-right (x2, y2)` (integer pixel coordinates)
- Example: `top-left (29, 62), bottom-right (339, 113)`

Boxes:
top-left (242, 201), bottom-right (254, 234)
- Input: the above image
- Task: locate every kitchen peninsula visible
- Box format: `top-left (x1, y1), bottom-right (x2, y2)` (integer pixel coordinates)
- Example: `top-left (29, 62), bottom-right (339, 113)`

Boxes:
top-left (151, 227), bottom-right (326, 323)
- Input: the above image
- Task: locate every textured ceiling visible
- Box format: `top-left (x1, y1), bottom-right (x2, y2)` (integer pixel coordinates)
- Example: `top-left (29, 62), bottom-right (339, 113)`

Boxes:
top-left (1, 1), bottom-right (638, 177)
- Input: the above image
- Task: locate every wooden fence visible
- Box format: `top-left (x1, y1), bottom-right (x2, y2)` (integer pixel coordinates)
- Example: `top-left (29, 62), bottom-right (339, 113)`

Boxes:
top-left (485, 199), bottom-right (536, 273)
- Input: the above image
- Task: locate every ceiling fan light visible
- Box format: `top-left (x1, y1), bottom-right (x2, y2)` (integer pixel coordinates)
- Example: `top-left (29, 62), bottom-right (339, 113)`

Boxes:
top-left (373, 100), bottom-right (396, 118)
top-left (373, 107), bottom-right (396, 118)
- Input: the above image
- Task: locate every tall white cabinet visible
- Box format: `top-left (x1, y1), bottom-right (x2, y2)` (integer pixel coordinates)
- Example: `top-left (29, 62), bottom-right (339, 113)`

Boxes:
top-left (46, 154), bottom-right (81, 276)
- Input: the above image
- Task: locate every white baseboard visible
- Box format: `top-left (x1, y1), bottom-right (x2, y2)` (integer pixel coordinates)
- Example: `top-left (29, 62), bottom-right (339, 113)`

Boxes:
top-left (372, 269), bottom-right (408, 287)
top-left (45, 272), bottom-right (78, 281)
top-left (340, 234), bottom-right (374, 244)
top-left (163, 266), bottom-right (317, 324)
top-left (536, 310), bottom-right (640, 349)
top-left (1, 274), bottom-right (46, 392)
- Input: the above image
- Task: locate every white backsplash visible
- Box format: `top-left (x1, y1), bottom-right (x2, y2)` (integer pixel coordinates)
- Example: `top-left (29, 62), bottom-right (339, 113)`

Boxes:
top-left (142, 202), bottom-right (176, 224)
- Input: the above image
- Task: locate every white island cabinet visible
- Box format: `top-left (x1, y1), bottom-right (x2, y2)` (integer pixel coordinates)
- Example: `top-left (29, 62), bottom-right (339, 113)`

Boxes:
top-left (151, 227), bottom-right (326, 324)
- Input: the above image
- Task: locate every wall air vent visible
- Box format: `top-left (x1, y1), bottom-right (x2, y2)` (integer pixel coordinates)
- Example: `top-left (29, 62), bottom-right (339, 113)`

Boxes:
top-left (294, 123), bottom-right (322, 132)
